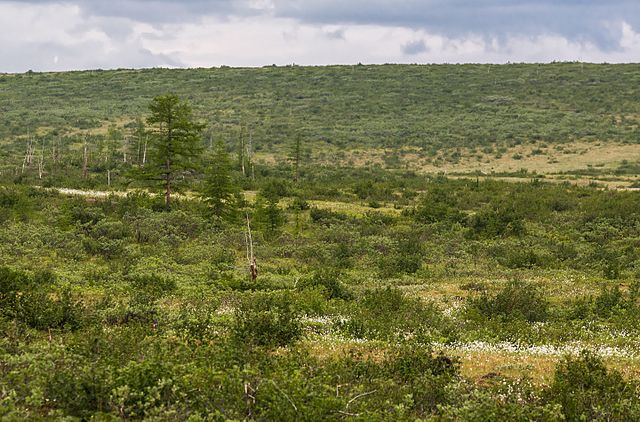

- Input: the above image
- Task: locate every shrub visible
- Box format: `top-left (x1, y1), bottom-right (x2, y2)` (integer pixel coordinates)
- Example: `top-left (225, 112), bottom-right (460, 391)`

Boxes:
top-left (467, 206), bottom-right (526, 238)
top-left (377, 228), bottom-right (425, 277)
top-left (127, 273), bottom-right (177, 298)
top-left (495, 246), bottom-right (553, 269)
top-left (412, 185), bottom-right (465, 224)
top-left (254, 198), bottom-right (285, 235)
top-left (232, 292), bottom-right (303, 348)
top-left (15, 288), bottom-right (85, 330)
top-left (384, 343), bottom-right (460, 415)
top-left (469, 281), bottom-right (549, 322)
top-left (69, 205), bottom-right (105, 227)
top-left (547, 351), bottom-right (640, 420)
top-left (297, 269), bottom-right (352, 300)
top-left (0, 267), bottom-right (85, 330)
top-left (288, 196), bottom-right (310, 211)
top-left (309, 207), bottom-right (348, 225)
top-left (594, 285), bottom-right (625, 317)
top-left (338, 287), bottom-right (454, 342)
top-left (441, 385), bottom-right (563, 421)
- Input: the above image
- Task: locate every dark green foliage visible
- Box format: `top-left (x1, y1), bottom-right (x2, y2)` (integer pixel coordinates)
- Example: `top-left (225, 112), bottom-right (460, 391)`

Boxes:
top-left (413, 184), bottom-right (465, 224)
top-left (548, 351), bottom-right (640, 421)
top-left (338, 287), bottom-right (454, 342)
top-left (594, 284), bottom-right (625, 317)
top-left (254, 196), bottom-right (285, 235)
top-left (289, 196), bottom-right (310, 211)
top-left (0, 267), bottom-right (85, 330)
top-left (297, 269), bottom-right (352, 300)
top-left (232, 292), bottom-right (303, 348)
top-left (127, 273), bottom-right (177, 297)
top-left (493, 243), bottom-right (554, 269)
top-left (383, 344), bottom-right (460, 415)
top-left (467, 205), bottom-right (526, 238)
top-left (569, 283), bottom-right (640, 322)
top-left (15, 288), bottom-right (85, 330)
top-left (377, 228), bottom-right (425, 277)
top-left (202, 139), bottom-right (238, 219)
top-left (142, 94), bottom-right (205, 208)
top-left (309, 207), bottom-right (348, 225)
top-left (440, 379), bottom-right (563, 421)
top-left (469, 281), bottom-right (549, 322)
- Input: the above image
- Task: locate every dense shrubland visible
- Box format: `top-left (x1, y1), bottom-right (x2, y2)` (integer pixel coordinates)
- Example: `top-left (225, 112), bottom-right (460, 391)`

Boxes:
top-left (2, 172), bottom-right (640, 419)
top-left (1, 65), bottom-right (640, 418)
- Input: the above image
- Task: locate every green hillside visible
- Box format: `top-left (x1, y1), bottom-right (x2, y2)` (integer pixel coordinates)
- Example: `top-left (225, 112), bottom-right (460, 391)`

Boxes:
top-left (1, 63), bottom-right (639, 151)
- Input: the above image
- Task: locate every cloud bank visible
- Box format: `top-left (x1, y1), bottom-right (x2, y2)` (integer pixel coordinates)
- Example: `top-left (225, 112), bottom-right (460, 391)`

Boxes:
top-left (0, 0), bottom-right (638, 72)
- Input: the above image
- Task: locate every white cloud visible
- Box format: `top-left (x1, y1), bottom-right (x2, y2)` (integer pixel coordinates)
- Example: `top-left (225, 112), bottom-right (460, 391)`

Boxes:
top-left (1, 2), bottom-right (639, 72)
top-left (0, 2), bottom-right (179, 72)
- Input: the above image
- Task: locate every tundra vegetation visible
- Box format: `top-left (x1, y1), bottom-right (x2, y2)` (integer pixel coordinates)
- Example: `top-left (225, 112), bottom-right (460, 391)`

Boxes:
top-left (1, 64), bottom-right (640, 420)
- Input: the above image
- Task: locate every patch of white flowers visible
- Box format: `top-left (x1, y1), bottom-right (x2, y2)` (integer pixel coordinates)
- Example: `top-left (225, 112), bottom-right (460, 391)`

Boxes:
top-left (442, 340), bottom-right (638, 359)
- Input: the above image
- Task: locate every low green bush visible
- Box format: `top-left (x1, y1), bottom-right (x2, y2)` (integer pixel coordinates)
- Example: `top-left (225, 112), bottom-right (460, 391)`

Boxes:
top-left (468, 281), bottom-right (549, 322)
top-left (232, 292), bottom-right (303, 348)
top-left (297, 269), bottom-right (353, 300)
top-left (547, 351), bottom-right (640, 421)
top-left (338, 287), bottom-right (455, 342)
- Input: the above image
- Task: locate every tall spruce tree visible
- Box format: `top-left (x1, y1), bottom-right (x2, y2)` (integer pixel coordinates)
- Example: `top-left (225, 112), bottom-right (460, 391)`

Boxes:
top-left (145, 94), bottom-right (204, 209)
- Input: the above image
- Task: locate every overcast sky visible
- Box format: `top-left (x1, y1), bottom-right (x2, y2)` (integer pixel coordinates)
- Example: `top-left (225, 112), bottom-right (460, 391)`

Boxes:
top-left (1, 0), bottom-right (639, 72)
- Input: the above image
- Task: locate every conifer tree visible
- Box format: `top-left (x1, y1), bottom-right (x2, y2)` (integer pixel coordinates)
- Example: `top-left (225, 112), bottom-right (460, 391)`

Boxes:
top-left (202, 139), bottom-right (238, 219)
top-left (145, 94), bottom-right (204, 209)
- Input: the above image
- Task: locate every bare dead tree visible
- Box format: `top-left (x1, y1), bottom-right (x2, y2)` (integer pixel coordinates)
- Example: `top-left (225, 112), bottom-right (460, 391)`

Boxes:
top-left (52, 137), bottom-right (58, 165)
top-left (239, 125), bottom-right (246, 177)
top-left (37, 138), bottom-right (44, 179)
top-left (22, 136), bottom-right (35, 174)
top-left (82, 135), bottom-right (89, 179)
top-left (123, 135), bottom-right (129, 163)
top-left (245, 213), bottom-right (257, 282)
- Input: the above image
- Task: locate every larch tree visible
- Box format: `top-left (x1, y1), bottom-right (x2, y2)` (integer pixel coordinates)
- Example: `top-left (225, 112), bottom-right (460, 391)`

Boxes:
top-left (145, 94), bottom-right (204, 209)
top-left (202, 139), bottom-right (238, 219)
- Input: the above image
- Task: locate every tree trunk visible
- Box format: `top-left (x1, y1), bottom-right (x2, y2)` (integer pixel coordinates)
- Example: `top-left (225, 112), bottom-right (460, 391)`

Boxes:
top-left (239, 126), bottom-right (246, 176)
top-left (142, 140), bottom-right (147, 166)
top-left (82, 138), bottom-right (89, 179)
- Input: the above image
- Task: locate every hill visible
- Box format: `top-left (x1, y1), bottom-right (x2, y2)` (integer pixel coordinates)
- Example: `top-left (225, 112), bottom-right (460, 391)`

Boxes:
top-left (1, 63), bottom-right (638, 146)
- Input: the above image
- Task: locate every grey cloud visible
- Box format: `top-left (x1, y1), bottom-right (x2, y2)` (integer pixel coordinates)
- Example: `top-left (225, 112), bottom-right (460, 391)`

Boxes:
top-left (6, 0), bottom-right (639, 49)
top-left (402, 39), bottom-right (427, 55)
top-left (270, 0), bottom-right (640, 49)
top-left (5, 0), bottom-right (257, 24)
top-left (1, 40), bottom-right (181, 73)
top-left (323, 28), bottom-right (345, 40)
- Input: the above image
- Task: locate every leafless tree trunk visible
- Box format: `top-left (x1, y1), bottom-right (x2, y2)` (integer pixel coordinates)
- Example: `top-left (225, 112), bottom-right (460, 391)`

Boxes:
top-left (142, 139), bottom-right (147, 167)
top-left (37, 138), bottom-right (44, 179)
top-left (22, 137), bottom-right (35, 174)
top-left (239, 126), bottom-right (246, 177)
top-left (82, 136), bottom-right (89, 179)
top-left (245, 213), bottom-right (257, 281)
top-left (123, 136), bottom-right (128, 163)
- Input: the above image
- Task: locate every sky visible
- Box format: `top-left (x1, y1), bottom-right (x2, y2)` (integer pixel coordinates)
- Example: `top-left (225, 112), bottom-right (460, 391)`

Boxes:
top-left (1, 0), bottom-right (639, 72)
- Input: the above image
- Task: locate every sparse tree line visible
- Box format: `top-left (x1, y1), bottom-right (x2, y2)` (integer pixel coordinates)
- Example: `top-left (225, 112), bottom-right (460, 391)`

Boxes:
top-left (5, 94), bottom-right (307, 221)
